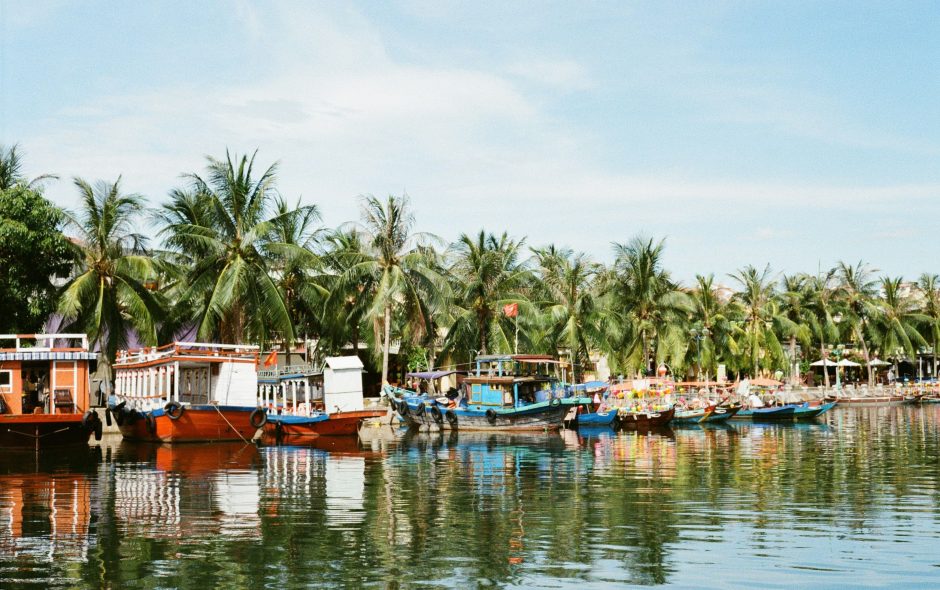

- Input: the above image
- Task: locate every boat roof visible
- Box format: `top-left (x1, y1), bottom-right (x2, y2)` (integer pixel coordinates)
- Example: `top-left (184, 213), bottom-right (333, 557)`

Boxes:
top-left (324, 356), bottom-right (364, 371)
top-left (115, 341), bottom-right (258, 367)
top-left (0, 333), bottom-right (94, 361)
top-left (406, 369), bottom-right (461, 380)
top-left (475, 354), bottom-right (558, 363)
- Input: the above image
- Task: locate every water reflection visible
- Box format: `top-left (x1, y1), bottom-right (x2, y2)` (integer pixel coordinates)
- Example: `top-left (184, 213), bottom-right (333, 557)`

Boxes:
top-left (0, 407), bottom-right (938, 588)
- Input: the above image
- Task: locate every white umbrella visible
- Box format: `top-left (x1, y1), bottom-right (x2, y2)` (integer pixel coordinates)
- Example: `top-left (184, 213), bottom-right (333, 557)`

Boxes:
top-left (810, 359), bottom-right (837, 367)
top-left (837, 359), bottom-right (861, 367)
top-left (868, 358), bottom-right (891, 366)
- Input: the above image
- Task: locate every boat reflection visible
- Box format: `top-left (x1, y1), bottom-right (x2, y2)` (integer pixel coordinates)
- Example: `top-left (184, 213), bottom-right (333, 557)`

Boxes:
top-left (112, 442), bottom-right (263, 539)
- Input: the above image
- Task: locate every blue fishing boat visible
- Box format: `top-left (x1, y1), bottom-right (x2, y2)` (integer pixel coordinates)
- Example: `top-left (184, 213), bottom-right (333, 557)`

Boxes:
top-left (671, 405), bottom-right (715, 425)
top-left (703, 404), bottom-right (741, 423)
top-left (732, 404), bottom-right (797, 420)
top-left (576, 409), bottom-right (619, 428)
top-left (791, 401), bottom-right (837, 419)
top-left (385, 354), bottom-right (587, 432)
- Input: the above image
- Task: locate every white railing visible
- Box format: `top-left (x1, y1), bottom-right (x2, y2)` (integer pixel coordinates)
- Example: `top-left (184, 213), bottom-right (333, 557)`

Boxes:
top-left (0, 333), bottom-right (89, 352)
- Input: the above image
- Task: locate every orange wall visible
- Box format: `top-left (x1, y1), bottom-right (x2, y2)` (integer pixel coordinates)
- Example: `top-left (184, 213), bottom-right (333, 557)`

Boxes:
top-left (0, 360), bottom-right (23, 414)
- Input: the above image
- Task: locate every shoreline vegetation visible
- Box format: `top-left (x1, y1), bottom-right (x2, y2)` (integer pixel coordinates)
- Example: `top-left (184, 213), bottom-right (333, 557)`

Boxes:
top-left (2, 144), bottom-right (939, 387)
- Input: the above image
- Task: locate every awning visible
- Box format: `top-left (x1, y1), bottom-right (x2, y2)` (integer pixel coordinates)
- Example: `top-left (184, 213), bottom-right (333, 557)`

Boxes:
top-left (837, 359), bottom-right (861, 367)
top-left (406, 370), bottom-right (459, 380)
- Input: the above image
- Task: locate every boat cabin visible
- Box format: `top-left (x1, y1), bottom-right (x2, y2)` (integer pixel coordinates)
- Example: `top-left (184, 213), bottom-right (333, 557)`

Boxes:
top-left (0, 334), bottom-right (95, 416)
top-left (258, 356), bottom-right (365, 415)
top-left (464, 354), bottom-right (563, 411)
top-left (113, 342), bottom-right (259, 411)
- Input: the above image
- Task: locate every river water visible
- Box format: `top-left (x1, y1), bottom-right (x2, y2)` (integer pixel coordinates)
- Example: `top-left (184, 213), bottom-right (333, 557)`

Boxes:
top-left (1, 406), bottom-right (939, 589)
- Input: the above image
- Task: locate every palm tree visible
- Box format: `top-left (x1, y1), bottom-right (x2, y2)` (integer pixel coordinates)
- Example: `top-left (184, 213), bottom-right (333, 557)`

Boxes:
top-left (531, 246), bottom-right (604, 383)
top-left (442, 231), bottom-right (531, 362)
top-left (835, 261), bottom-right (880, 386)
top-left (58, 177), bottom-right (162, 371)
top-left (918, 274), bottom-right (940, 378)
top-left (870, 277), bottom-right (927, 375)
top-left (606, 237), bottom-right (689, 375)
top-left (334, 194), bottom-right (444, 384)
top-left (0, 143), bottom-right (57, 190)
top-left (804, 269), bottom-right (840, 389)
top-left (685, 274), bottom-right (737, 381)
top-left (730, 265), bottom-right (795, 378)
top-left (777, 273), bottom-right (814, 384)
top-left (160, 150), bottom-right (300, 345)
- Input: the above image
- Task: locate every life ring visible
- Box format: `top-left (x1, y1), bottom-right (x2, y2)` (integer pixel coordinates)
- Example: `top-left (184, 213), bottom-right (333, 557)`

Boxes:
top-left (713, 408), bottom-right (726, 414)
top-left (249, 408), bottom-right (267, 429)
top-left (94, 419), bottom-right (103, 441)
top-left (164, 401), bottom-right (184, 420)
top-left (485, 409), bottom-right (498, 424)
top-left (550, 397), bottom-right (562, 407)
top-left (430, 405), bottom-right (443, 425)
top-left (445, 410), bottom-right (458, 427)
top-left (413, 403), bottom-right (426, 417)
top-left (397, 400), bottom-right (410, 416)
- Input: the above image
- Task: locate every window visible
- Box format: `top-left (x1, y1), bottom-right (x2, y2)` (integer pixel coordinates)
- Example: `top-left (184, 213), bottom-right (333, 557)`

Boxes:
top-left (0, 370), bottom-right (11, 392)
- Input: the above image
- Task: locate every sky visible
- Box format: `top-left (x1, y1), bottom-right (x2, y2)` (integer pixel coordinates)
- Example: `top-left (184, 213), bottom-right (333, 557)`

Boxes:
top-left (1, 1), bottom-right (938, 284)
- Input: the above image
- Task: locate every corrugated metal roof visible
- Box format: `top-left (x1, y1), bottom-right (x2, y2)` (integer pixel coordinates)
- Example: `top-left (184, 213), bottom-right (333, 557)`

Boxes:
top-left (324, 356), bottom-right (364, 371)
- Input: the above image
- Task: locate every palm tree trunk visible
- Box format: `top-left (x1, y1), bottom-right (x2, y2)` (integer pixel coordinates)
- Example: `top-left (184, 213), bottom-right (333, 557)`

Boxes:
top-left (789, 336), bottom-right (797, 385)
top-left (856, 326), bottom-right (873, 387)
top-left (381, 304), bottom-right (391, 385)
top-left (822, 339), bottom-right (830, 389)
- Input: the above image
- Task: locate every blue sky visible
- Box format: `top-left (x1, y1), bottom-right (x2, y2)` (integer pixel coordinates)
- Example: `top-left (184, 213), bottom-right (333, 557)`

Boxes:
top-left (2, 1), bottom-right (938, 283)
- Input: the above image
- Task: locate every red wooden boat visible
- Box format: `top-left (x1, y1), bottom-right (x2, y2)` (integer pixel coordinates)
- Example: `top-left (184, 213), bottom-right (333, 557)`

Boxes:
top-left (0, 334), bottom-right (101, 449)
top-left (265, 409), bottom-right (387, 439)
top-left (823, 394), bottom-right (905, 406)
top-left (618, 406), bottom-right (675, 429)
top-left (110, 342), bottom-right (263, 443)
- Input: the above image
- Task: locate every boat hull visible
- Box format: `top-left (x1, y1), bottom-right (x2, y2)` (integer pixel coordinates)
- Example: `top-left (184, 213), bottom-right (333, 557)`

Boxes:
top-left (792, 401), bottom-right (837, 419)
top-left (401, 402), bottom-right (571, 432)
top-left (672, 406), bottom-right (714, 425)
top-left (823, 395), bottom-right (905, 406)
top-left (264, 409), bottom-right (387, 438)
top-left (618, 407), bottom-right (675, 428)
top-left (114, 405), bottom-right (259, 443)
top-left (733, 405), bottom-right (797, 420)
top-left (704, 405), bottom-right (741, 423)
top-left (0, 414), bottom-right (94, 448)
top-left (576, 410), bottom-right (619, 428)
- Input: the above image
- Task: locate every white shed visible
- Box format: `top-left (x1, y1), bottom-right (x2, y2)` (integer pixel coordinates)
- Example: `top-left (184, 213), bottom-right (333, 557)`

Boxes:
top-left (323, 356), bottom-right (365, 412)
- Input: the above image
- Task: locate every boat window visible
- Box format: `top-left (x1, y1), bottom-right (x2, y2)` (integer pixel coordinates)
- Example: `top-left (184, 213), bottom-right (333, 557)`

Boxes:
top-left (0, 370), bottom-right (10, 392)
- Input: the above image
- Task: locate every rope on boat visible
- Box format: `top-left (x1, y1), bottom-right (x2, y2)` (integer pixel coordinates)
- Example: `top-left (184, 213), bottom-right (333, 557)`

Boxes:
top-left (210, 403), bottom-right (252, 445)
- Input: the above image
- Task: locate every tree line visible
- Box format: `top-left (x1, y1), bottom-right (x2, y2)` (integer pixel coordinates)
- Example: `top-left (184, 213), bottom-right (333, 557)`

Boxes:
top-left (2, 144), bottom-right (938, 385)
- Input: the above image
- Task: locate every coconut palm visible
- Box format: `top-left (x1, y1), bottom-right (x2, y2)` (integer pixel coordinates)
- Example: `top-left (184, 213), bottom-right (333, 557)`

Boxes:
top-left (685, 274), bottom-right (737, 381)
top-left (0, 143), bottom-right (57, 190)
top-left (57, 177), bottom-right (162, 370)
top-left (918, 274), bottom-right (940, 378)
top-left (804, 269), bottom-right (841, 389)
top-left (442, 231), bottom-right (532, 364)
top-left (606, 237), bottom-right (689, 375)
top-left (531, 246), bottom-right (605, 383)
top-left (333, 194), bottom-right (445, 384)
top-left (730, 265), bottom-right (796, 378)
top-left (777, 273), bottom-right (814, 384)
top-left (870, 277), bottom-right (927, 374)
top-left (160, 150), bottom-right (302, 345)
top-left (835, 261), bottom-right (880, 386)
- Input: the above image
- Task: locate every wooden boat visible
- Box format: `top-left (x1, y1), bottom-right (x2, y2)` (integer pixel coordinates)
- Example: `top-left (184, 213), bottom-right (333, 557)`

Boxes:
top-left (260, 356), bottom-right (386, 439)
top-left (618, 406), bottom-right (675, 429)
top-left (386, 354), bottom-right (583, 431)
top-left (792, 401), bottom-right (837, 419)
top-left (0, 334), bottom-right (102, 449)
top-left (672, 405), bottom-right (715, 425)
top-left (110, 342), bottom-right (262, 443)
top-left (733, 404), bottom-right (797, 420)
top-left (576, 409), bottom-right (620, 428)
top-left (266, 409), bottom-right (387, 438)
top-left (823, 394), bottom-right (905, 406)
top-left (704, 403), bottom-right (741, 423)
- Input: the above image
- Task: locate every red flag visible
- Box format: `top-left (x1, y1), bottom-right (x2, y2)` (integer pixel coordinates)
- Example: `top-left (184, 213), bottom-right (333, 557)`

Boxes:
top-left (502, 303), bottom-right (518, 318)
top-left (263, 349), bottom-right (278, 367)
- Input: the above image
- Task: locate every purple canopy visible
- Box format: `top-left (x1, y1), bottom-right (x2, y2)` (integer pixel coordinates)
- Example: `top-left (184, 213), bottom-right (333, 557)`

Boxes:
top-left (406, 370), bottom-right (459, 380)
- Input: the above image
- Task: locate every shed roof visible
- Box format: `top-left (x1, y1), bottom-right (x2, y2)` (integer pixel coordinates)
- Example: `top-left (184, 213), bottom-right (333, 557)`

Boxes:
top-left (324, 356), bottom-right (364, 371)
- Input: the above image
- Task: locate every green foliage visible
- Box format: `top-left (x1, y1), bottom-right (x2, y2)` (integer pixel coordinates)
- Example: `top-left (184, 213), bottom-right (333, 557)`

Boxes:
top-left (0, 185), bottom-right (72, 332)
